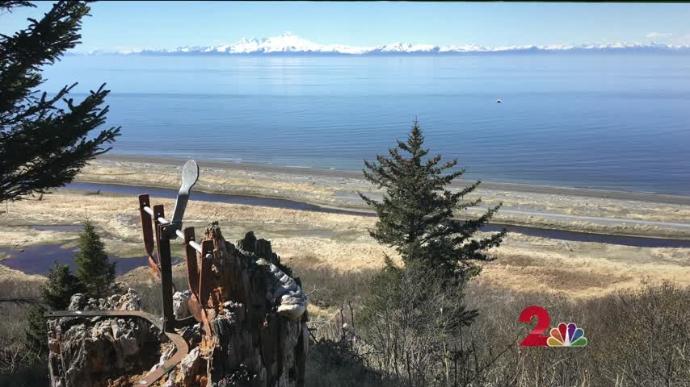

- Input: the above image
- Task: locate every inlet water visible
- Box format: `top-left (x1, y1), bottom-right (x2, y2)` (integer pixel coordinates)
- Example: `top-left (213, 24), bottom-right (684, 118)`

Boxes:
top-left (42, 54), bottom-right (690, 195)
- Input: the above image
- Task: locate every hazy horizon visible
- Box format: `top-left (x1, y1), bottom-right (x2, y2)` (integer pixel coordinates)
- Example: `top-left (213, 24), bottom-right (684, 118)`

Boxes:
top-left (3, 2), bottom-right (690, 52)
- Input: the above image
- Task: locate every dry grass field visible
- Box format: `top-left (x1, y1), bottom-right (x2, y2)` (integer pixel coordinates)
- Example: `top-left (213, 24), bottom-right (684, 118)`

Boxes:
top-left (2, 188), bottom-right (689, 303)
top-left (1, 164), bottom-right (689, 385)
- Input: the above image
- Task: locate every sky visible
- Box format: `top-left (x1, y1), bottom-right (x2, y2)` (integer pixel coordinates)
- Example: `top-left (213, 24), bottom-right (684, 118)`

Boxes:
top-left (2, 2), bottom-right (690, 52)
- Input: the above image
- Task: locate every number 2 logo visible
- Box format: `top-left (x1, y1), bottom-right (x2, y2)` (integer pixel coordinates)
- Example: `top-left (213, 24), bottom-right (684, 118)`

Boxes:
top-left (518, 305), bottom-right (551, 347)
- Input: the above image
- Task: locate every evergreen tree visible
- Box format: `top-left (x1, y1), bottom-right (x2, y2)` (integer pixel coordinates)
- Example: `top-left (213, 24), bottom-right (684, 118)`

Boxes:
top-left (75, 221), bottom-right (115, 298)
top-left (0, 0), bottom-right (120, 203)
top-left (25, 304), bottom-right (48, 357)
top-left (41, 262), bottom-right (82, 309)
top-left (359, 122), bottom-right (506, 384)
top-left (25, 263), bottom-right (82, 356)
top-left (359, 121), bottom-right (505, 281)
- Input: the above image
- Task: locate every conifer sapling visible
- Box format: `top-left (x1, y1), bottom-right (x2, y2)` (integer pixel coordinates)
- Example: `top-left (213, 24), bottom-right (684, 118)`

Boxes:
top-left (359, 121), bottom-right (505, 282)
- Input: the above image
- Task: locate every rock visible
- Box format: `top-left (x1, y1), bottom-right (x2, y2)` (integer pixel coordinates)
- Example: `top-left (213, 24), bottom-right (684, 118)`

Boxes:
top-left (173, 290), bottom-right (191, 319)
top-left (48, 289), bottom-right (161, 387)
top-left (67, 293), bottom-right (87, 311)
top-left (67, 288), bottom-right (142, 312)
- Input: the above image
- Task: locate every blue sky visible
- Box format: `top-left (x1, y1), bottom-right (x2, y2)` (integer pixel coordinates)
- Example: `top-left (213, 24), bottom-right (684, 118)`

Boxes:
top-left (2, 2), bottom-right (690, 51)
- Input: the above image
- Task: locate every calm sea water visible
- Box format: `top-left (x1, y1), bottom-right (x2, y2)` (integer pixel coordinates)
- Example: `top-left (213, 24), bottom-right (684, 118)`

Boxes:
top-left (43, 54), bottom-right (690, 194)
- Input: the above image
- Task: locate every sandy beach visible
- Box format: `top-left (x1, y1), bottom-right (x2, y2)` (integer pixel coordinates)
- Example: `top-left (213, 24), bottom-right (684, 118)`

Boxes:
top-left (1, 155), bottom-right (689, 300)
top-left (78, 155), bottom-right (690, 238)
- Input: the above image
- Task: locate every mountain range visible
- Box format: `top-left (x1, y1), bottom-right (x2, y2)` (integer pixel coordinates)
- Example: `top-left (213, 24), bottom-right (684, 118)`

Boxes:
top-left (92, 33), bottom-right (690, 56)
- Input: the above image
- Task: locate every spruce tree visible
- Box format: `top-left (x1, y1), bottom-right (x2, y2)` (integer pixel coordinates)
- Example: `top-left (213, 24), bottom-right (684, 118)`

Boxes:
top-left (41, 262), bottom-right (82, 309)
top-left (75, 221), bottom-right (115, 298)
top-left (359, 121), bottom-right (505, 281)
top-left (25, 304), bottom-right (49, 357)
top-left (0, 0), bottom-right (120, 203)
top-left (25, 262), bottom-right (82, 356)
top-left (359, 122), bottom-right (505, 384)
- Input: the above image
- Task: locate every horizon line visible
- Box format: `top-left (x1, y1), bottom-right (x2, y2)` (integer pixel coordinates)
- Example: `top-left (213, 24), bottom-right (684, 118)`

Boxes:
top-left (71, 33), bottom-right (690, 56)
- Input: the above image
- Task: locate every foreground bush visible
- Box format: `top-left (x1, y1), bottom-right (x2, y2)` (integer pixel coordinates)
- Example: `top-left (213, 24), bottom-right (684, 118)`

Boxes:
top-left (462, 281), bottom-right (690, 386)
top-left (4, 265), bottom-right (688, 386)
top-left (302, 266), bottom-right (690, 387)
top-left (358, 261), bottom-right (482, 386)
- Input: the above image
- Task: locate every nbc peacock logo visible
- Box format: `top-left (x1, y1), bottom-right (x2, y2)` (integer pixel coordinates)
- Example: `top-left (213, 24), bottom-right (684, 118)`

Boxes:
top-left (546, 322), bottom-right (588, 347)
top-left (518, 305), bottom-right (589, 348)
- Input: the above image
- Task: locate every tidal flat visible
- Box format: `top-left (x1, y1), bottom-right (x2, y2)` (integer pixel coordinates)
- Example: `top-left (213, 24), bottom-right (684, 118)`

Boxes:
top-left (1, 156), bottom-right (689, 308)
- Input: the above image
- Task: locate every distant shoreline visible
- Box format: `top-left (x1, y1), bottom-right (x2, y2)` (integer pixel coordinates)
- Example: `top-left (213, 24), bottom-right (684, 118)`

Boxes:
top-left (64, 181), bottom-right (690, 248)
top-left (100, 154), bottom-right (690, 206)
top-left (75, 154), bottom-right (690, 239)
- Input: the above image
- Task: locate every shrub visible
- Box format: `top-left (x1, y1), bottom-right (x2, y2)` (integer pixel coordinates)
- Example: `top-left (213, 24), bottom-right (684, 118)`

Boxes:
top-left (75, 221), bottom-right (115, 299)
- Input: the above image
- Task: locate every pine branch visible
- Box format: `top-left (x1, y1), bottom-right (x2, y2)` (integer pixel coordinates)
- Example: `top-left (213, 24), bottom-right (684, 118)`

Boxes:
top-left (0, 2), bottom-right (121, 202)
top-left (0, 1), bottom-right (89, 115)
top-left (0, 1), bottom-right (33, 12)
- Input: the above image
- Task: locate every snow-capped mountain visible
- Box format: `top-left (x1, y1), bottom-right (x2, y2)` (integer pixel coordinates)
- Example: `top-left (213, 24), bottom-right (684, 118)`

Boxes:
top-left (138, 33), bottom-right (370, 55)
top-left (97, 33), bottom-right (690, 56)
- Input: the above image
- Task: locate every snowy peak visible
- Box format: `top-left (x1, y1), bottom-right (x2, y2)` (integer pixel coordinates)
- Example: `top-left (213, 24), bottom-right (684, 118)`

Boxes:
top-left (167, 33), bottom-right (360, 55)
top-left (108, 34), bottom-right (690, 56)
top-left (224, 33), bottom-right (322, 53)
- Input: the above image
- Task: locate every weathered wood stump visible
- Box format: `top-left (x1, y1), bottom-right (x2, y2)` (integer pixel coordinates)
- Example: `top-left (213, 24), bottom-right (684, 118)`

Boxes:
top-left (47, 225), bottom-right (308, 387)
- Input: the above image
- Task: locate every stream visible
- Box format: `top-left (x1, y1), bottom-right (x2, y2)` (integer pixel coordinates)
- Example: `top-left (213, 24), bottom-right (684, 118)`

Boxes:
top-left (66, 182), bottom-right (690, 249)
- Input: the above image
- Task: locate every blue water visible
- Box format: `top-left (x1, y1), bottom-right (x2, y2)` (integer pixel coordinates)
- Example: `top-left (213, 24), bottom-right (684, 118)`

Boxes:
top-left (43, 54), bottom-right (690, 194)
top-left (0, 244), bottom-right (152, 276)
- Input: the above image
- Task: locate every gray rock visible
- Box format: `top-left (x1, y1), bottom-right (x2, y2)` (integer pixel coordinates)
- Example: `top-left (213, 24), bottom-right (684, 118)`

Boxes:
top-left (48, 289), bottom-right (161, 387)
top-left (173, 290), bottom-right (191, 319)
